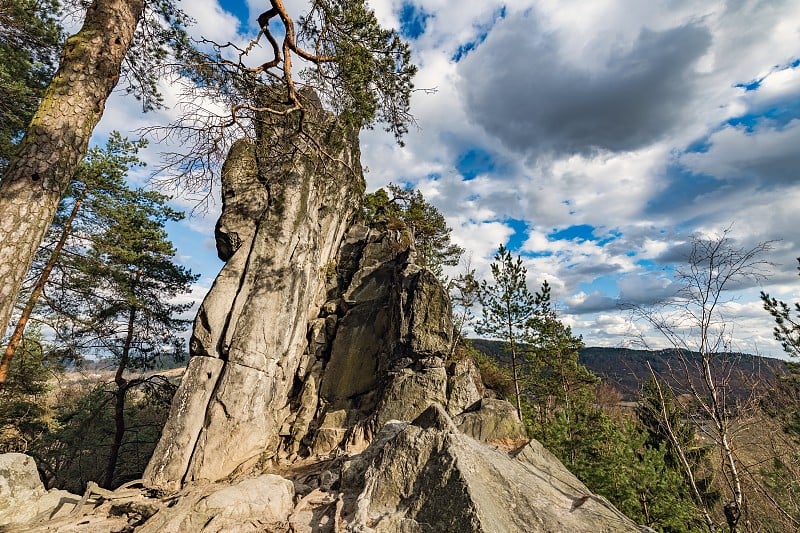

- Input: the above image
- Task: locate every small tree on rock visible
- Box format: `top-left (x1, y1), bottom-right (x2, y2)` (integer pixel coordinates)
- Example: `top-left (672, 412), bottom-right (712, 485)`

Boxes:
top-left (360, 183), bottom-right (463, 279)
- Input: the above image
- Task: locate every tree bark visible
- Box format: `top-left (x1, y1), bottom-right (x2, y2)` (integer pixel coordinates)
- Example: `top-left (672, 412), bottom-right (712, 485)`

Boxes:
top-left (104, 303), bottom-right (137, 488)
top-left (507, 314), bottom-right (523, 420)
top-left (0, 190), bottom-right (86, 383)
top-left (0, 0), bottom-right (145, 339)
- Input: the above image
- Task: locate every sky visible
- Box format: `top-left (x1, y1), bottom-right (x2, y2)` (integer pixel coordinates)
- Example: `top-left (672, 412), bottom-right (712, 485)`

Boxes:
top-left (86, 0), bottom-right (800, 357)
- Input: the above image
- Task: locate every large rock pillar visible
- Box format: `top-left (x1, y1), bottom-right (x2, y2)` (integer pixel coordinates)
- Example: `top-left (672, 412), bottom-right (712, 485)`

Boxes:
top-left (144, 104), bottom-right (364, 491)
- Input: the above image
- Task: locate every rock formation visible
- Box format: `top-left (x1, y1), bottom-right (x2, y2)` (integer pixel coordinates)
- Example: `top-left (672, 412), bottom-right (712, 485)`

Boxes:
top-left (0, 454), bottom-right (79, 527)
top-left (144, 99), bottom-right (365, 490)
top-left (0, 102), bottom-right (646, 531)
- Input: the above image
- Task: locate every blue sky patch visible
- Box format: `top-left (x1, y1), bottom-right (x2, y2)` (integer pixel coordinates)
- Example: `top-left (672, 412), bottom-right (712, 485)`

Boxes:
top-left (523, 250), bottom-right (553, 258)
top-left (504, 218), bottom-right (528, 251)
top-left (645, 164), bottom-right (721, 215)
top-left (725, 100), bottom-right (800, 132)
top-left (453, 39), bottom-right (485, 62)
top-left (452, 6), bottom-right (506, 61)
top-left (457, 147), bottom-right (496, 180)
top-left (597, 229), bottom-right (622, 246)
top-left (399, 2), bottom-right (430, 40)
top-left (220, 0), bottom-right (249, 29)
top-left (165, 220), bottom-right (220, 282)
top-left (635, 258), bottom-right (659, 269)
top-left (735, 79), bottom-right (762, 92)
top-left (684, 136), bottom-right (712, 153)
top-left (578, 275), bottom-right (619, 296)
top-left (549, 224), bottom-right (597, 242)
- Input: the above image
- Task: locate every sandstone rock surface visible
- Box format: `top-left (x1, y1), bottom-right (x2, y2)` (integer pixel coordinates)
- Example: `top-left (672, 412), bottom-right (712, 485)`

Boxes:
top-left (0, 453), bottom-right (79, 527)
top-left (453, 397), bottom-right (528, 446)
top-left (144, 101), bottom-right (365, 491)
top-left (339, 404), bottom-right (641, 532)
top-left (136, 474), bottom-right (294, 533)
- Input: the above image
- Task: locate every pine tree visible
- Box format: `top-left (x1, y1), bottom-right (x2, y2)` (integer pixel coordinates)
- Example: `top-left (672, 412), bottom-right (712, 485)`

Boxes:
top-left (449, 263), bottom-right (479, 356)
top-left (62, 185), bottom-right (197, 488)
top-left (762, 258), bottom-right (800, 359)
top-left (0, 0), bottom-right (63, 171)
top-left (524, 294), bottom-right (596, 434)
top-left (19, 171), bottom-right (198, 488)
top-left (360, 183), bottom-right (463, 278)
top-left (0, 0), bottom-right (191, 344)
top-left (476, 245), bottom-right (547, 418)
top-left (0, 133), bottom-right (146, 382)
top-left (0, 324), bottom-right (60, 453)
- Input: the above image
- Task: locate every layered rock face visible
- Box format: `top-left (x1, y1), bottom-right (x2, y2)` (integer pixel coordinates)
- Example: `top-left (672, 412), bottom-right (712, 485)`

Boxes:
top-left (277, 223), bottom-right (488, 463)
top-left (144, 102), bottom-right (365, 491)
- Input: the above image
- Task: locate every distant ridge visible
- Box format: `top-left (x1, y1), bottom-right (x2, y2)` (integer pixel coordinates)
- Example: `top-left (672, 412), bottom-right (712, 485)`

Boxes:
top-left (469, 339), bottom-right (790, 402)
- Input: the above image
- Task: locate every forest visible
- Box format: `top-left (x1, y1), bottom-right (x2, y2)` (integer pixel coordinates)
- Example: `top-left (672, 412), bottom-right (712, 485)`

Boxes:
top-left (2, 1), bottom-right (800, 532)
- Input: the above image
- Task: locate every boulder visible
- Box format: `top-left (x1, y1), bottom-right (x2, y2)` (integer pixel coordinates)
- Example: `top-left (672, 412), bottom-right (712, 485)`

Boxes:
top-left (454, 398), bottom-right (528, 446)
top-left (339, 410), bottom-right (642, 532)
top-left (445, 357), bottom-right (484, 415)
top-left (0, 453), bottom-right (79, 527)
top-left (138, 474), bottom-right (294, 533)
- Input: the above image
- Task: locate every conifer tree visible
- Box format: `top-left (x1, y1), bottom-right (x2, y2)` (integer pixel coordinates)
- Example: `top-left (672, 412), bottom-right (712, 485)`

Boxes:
top-left (6, 140), bottom-right (196, 487)
top-left (476, 244), bottom-right (547, 418)
top-left (0, 0), bottom-right (63, 171)
top-left (0, 324), bottom-right (60, 453)
top-left (61, 184), bottom-right (197, 488)
top-left (449, 261), bottom-right (479, 356)
top-left (0, 133), bottom-right (146, 383)
top-left (360, 183), bottom-right (463, 278)
top-left (524, 296), bottom-right (596, 434)
top-left (762, 258), bottom-right (800, 358)
top-left (0, 0), bottom-right (191, 347)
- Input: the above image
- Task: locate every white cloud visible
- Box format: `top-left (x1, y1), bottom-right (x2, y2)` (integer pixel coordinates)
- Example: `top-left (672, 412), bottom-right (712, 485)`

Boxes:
top-left (184, 0), bottom-right (244, 43)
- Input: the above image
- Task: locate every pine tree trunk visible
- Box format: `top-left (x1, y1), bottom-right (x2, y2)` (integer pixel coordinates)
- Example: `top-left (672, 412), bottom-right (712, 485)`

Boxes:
top-left (0, 191), bottom-right (86, 383)
top-left (104, 304), bottom-right (137, 488)
top-left (508, 334), bottom-right (522, 420)
top-left (0, 0), bottom-right (145, 338)
top-left (105, 382), bottom-right (128, 488)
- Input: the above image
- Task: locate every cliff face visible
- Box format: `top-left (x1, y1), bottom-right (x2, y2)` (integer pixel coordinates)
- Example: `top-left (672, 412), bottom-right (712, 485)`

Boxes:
top-left (144, 102), bottom-right (365, 490)
top-left (0, 106), bottom-right (645, 532)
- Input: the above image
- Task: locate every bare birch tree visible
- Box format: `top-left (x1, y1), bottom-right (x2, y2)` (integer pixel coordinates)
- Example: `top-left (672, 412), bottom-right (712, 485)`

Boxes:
top-left (628, 229), bottom-right (773, 531)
